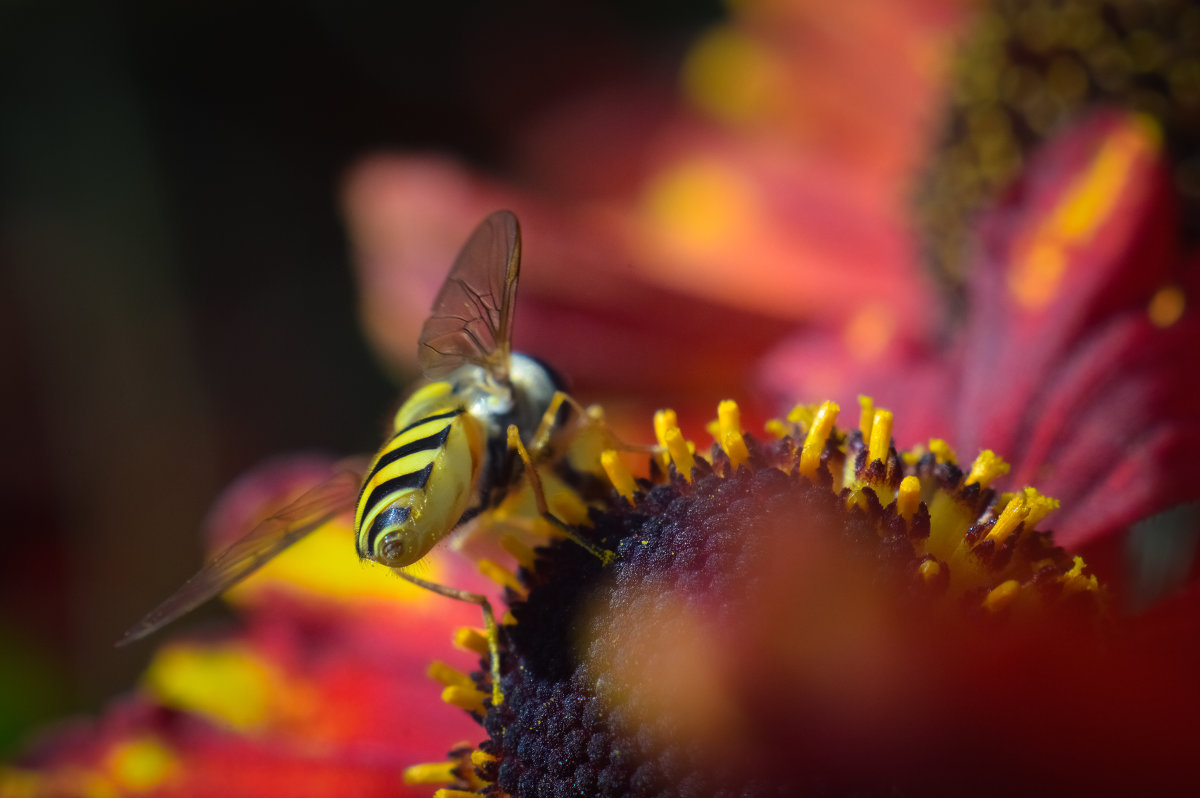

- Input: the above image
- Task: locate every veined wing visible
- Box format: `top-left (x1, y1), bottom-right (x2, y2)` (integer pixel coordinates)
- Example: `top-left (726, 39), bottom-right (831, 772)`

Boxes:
top-left (117, 459), bottom-right (366, 646)
top-left (417, 210), bottom-right (521, 382)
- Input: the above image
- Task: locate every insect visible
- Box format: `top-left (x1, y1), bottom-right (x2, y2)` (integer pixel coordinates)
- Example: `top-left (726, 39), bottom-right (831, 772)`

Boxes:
top-left (119, 210), bottom-right (613, 702)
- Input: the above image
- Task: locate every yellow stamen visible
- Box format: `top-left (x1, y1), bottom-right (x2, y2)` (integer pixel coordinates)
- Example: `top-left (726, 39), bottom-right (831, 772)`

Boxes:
top-left (717, 400), bottom-right (750, 468)
top-left (786, 403), bottom-right (816, 429)
top-left (1019, 487), bottom-right (1060, 527)
top-left (928, 438), bottom-right (957, 464)
top-left (434, 790), bottom-right (484, 798)
top-left (477, 559), bottom-right (523, 594)
top-left (665, 427), bottom-right (696, 481)
top-left (1148, 284), bottom-right (1185, 328)
top-left (427, 661), bottom-right (474, 690)
top-left (983, 579), bottom-right (1022, 613)
top-left (105, 737), bottom-right (178, 791)
top-left (763, 418), bottom-right (790, 438)
top-left (653, 409), bottom-right (679, 451)
top-left (601, 450), bottom-right (638, 503)
top-left (1061, 555), bottom-right (1099, 595)
top-left (918, 559), bottom-right (942, 585)
top-left (984, 498), bottom-right (1029, 545)
top-left (897, 476), bottom-right (921, 521)
top-left (470, 750), bottom-right (498, 767)
top-left (453, 627), bottom-right (490, 657)
top-left (501, 611), bottom-right (517, 626)
top-left (404, 762), bottom-right (459, 785)
top-left (867, 408), bottom-right (893, 465)
top-left (799, 401), bottom-right (839, 479)
top-left (499, 533), bottom-right (536, 571)
top-left (858, 395), bottom-right (874, 442)
top-left (965, 450), bottom-right (1010, 489)
top-left (722, 430), bottom-right (750, 470)
top-left (442, 685), bottom-right (488, 714)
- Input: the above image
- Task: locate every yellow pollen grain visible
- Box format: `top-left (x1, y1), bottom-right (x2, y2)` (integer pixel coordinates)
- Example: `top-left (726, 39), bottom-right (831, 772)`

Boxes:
top-left (453, 627), bottom-right (490, 657)
top-left (857, 396), bottom-right (875, 442)
top-left (897, 476), bottom-right (921, 521)
top-left (477, 559), bottom-right (523, 594)
top-left (442, 685), bottom-right (488, 715)
top-left (918, 559), bottom-right (942, 585)
top-left (867, 409), bottom-right (893, 465)
top-left (601, 450), bottom-right (638, 503)
top-left (404, 762), bottom-right (458, 786)
top-left (983, 579), bottom-right (1022, 613)
top-left (104, 737), bottom-right (178, 792)
top-left (499, 533), bottom-right (536, 571)
top-left (665, 427), bottom-right (696, 481)
top-left (1148, 285), bottom-right (1186, 328)
top-left (799, 401), bottom-right (839, 479)
top-left (985, 499), bottom-right (1030, 546)
top-left (965, 450), bottom-right (1010, 489)
top-left (428, 661), bottom-right (474, 691)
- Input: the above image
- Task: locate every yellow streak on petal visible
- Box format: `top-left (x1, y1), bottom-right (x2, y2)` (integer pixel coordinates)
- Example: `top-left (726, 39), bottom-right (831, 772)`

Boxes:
top-left (799, 401), bottom-right (839, 479)
top-left (104, 737), bottom-right (178, 792)
top-left (143, 642), bottom-right (275, 731)
top-left (1008, 114), bottom-right (1161, 310)
top-left (1148, 284), bottom-right (1186, 328)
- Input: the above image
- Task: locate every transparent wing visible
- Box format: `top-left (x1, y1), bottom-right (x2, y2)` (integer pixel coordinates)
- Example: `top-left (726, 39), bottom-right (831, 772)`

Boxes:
top-left (417, 209), bottom-right (521, 382)
top-left (116, 459), bottom-right (366, 646)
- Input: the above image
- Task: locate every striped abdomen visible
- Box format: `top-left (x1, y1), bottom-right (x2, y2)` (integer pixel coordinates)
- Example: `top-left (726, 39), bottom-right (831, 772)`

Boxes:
top-left (354, 382), bottom-right (484, 566)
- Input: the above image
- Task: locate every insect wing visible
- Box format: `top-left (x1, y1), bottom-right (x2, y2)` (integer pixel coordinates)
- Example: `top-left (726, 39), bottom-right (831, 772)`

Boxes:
top-left (117, 460), bottom-right (365, 646)
top-left (417, 210), bottom-right (521, 381)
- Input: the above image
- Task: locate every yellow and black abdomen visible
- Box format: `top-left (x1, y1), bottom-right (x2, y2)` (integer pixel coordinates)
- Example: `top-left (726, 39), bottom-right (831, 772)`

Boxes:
top-left (355, 381), bottom-right (485, 567)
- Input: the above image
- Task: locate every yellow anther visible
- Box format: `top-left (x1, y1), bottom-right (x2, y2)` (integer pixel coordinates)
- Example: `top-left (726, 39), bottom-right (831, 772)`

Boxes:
top-left (404, 762), bottom-right (459, 785)
top-left (928, 438), bottom-right (957, 464)
top-left (965, 450), bottom-right (1010, 489)
top-left (441, 685), bottom-right (488, 714)
top-left (786, 403), bottom-right (816, 429)
top-left (984, 498), bottom-right (1030, 545)
top-left (501, 611), bottom-right (517, 626)
top-left (858, 395), bottom-right (875, 442)
top-left (1148, 284), bottom-right (1185, 328)
top-left (897, 476), bottom-right (921, 521)
top-left (434, 790), bottom-right (484, 798)
top-left (477, 559), bottom-right (523, 594)
top-left (453, 627), bottom-right (490, 657)
top-left (722, 430), bottom-right (750, 470)
top-left (1061, 555), bottom-right (1099, 595)
top-left (718, 399), bottom-right (742, 440)
top-left (764, 418), bottom-right (790, 439)
top-left (427, 661), bottom-right (474, 690)
top-left (918, 559), bottom-right (942, 585)
top-left (470, 749), bottom-right (498, 767)
top-left (653, 408), bottom-right (679, 450)
top-left (867, 408), bottom-right (893, 465)
top-left (499, 533), bottom-right (536, 571)
top-left (799, 401), bottom-right (839, 479)
top-left (983, 580), bottom-right (1022, 613)
top-left (664, 427), bottom-right (696, 481)
top-left (601, 450), bottom-right (638, 503)
top-left (1019, 487), bottom-right (1060, 527)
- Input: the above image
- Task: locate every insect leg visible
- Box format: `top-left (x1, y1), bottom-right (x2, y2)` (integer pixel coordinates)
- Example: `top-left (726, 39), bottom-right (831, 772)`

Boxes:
top-left (529, 391), bottom-right (659, 457)
top-left (391, 569), bottom-right (505, 708)
top-left (507, 425), bottom-right (615, 566)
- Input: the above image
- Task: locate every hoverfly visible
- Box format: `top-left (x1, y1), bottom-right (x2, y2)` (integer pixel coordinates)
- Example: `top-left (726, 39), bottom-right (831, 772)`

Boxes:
top-left (120, 211), bottom-right (613, 702)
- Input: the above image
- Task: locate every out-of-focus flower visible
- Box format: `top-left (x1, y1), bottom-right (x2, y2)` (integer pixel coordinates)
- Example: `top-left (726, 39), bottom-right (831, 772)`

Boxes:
top-left (342, 1), bottom-right (967, 422)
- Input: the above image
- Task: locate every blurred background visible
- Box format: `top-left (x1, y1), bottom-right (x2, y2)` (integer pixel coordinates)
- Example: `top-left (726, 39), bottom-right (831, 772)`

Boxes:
top-left (0, 0), bottom-right (725, 752)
